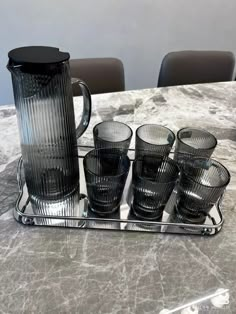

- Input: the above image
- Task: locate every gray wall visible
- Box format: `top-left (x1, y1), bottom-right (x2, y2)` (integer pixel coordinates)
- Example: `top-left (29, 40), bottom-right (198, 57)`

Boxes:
top-left (1, 0), bottom-right (236, 104)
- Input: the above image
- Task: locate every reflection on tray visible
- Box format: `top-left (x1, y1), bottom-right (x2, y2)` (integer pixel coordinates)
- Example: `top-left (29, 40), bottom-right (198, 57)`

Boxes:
top-left (125, 206), bottom-right (162, 232)
top-left (85, 205), bottom-right (121, 230)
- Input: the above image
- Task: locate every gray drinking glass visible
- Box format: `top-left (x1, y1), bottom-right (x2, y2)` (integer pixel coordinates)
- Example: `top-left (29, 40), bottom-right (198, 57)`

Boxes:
top-left (176, 157), bottom-right (230, 224)
top-left (132, 155), bottom-right (179, 220)
top-left (93, 121), bottom-right (133, 154)
top-left (135, 124), bottom-right (175, 158)
top-left (174, 128), bottom-right (217, 165)
top-left (83, 148), bottom-right (130, 215)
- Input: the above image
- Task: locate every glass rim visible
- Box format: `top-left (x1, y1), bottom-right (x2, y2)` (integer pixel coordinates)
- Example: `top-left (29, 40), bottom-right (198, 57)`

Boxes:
top-left (136, 124), bottom-right (175, 146)
top-left (182, 157), bottom-right (231, 189)
top-left (133, 155), bottom-right (179, 184)
top-left (83, 148), bottom-right (130, 178)
top-left (177, 127), bottom-right (218, 151)
top-left (93, 121), bottom-right (133, 144)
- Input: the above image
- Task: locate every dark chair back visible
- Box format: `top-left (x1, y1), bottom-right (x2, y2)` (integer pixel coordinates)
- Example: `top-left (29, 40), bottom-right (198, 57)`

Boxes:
top-left (158, 51), bottom-right (235, 87)
top-left (70, 58), bottom-right (125, 95)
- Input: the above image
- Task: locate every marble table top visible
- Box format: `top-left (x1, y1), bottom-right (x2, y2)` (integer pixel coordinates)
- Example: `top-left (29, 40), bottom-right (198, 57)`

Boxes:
top-left (0, 82), bottom-right (236, 313)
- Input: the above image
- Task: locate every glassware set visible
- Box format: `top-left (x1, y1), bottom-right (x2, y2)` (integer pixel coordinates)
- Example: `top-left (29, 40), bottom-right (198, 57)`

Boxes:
top-left (15, 121), bottom-right (230, 235)
top-left (7, 46), bottom-right (230, 235)
top-left (82, 121), bottom-right (230, 227)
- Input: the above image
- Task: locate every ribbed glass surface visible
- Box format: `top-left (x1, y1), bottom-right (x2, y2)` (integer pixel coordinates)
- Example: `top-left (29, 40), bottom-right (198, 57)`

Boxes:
top-left (176, 157), bottom-right (230, 223)
top-left (132, 155), bottom-right (179, 220)
top-left (84, 149), bottom-right (130, 215)
top-left (175, 127), bottom-right (217, 158)
top-left (93, 121), bottom-right (132, 154)
top-left (11, 61), bottom-right (80, 217)
top-left (135, 124), bottom-right (175, 158)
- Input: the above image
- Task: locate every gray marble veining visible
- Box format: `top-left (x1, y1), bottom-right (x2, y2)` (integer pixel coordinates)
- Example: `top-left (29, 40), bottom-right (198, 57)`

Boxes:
top-left (0, 82), bottom-right (236, 313)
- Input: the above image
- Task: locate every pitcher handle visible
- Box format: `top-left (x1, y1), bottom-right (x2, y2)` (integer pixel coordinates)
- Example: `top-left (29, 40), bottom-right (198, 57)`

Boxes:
top-left (71, 78), bottom-right (92, 139)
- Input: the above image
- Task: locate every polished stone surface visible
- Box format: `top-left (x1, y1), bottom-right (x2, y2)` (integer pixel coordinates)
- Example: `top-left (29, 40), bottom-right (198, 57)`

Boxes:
top-left (0, 82), bottom-right (236, 313)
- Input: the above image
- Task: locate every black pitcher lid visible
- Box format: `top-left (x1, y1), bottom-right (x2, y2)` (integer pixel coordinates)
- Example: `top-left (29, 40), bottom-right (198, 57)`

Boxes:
top-left (8, 46), bottom-right (70, 65)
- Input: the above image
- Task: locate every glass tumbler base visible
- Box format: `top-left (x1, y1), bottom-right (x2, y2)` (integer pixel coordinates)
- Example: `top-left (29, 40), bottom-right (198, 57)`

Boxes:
top-left (89, 203), bottom-right (120, 216)
top-left (132, 204), bottom-right (164, 221)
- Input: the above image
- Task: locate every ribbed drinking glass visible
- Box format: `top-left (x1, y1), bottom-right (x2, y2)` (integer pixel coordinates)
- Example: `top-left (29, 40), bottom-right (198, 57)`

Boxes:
top-left (135, 124), bottom-right (175, 158)
top-left (174, 128), bottom-right (217, 165)
top-left (93, 121), bottom-right (133, 154)
top-left (176, 157), bottom-right (230, 223)
top-left (132, 155), bottom-right (179, 220)
top-left (84, 148), bottom-right (130, 215)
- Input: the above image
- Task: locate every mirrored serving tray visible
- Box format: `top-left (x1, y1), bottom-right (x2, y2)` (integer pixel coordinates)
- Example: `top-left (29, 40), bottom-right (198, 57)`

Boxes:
top-left (14, 146), bottom-right (224, 236)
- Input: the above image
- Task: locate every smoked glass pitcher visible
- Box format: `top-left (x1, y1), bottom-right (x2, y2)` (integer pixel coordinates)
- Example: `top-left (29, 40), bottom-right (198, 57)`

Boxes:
top-left (7, 46), bottom-right (92, 220)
